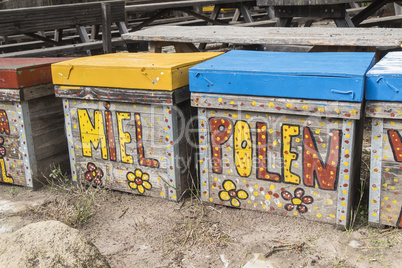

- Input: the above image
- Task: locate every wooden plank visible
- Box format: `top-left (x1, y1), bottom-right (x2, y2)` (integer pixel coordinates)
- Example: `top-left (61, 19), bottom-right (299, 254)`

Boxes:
top-left (23, 33), bottom-right (61, 46)
top-left (76, 26), bottom-right (91, 43)
top-left (239, 3), bottom-right (254, 23)
top-left (359, 15), bottom-right (402, 27)
top-left (0, 1), bottom-right (125, 36)
top-left (0, 89), bottom-right (21, 102)
top-left (0, 38), bottom-right (126, 58)
top-left (125, 0), bottom-right (255, 13)
top-left (122, 26), bottom-right (402, 48)
top-left (54, 85), bottom-right (180, 105)
top-left (0, 35), bottom-right (80, 54)
top-left (274, 4), bottom-right (346, 18)
top-left (22, 84), bottom-right (55, 101)
top-left (257, 0), bottom-right (358, 5)
top-left (102, 2), bottom-right (113, 54)
top-left (366, 102), bottom-right (402, 119)
top-left (191, 93), bottom-right (362, 119)
top-left (352, 0), bottom-right (392, 26)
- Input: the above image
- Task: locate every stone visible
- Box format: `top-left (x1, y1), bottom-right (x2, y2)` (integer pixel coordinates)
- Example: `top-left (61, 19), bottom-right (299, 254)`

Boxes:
top-left (0, 220), bottom-right (110, 267)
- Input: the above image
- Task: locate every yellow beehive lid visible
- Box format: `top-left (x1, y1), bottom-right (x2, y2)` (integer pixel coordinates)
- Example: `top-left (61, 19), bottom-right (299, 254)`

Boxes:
top-left (51, 52), bottom-right (223, 91)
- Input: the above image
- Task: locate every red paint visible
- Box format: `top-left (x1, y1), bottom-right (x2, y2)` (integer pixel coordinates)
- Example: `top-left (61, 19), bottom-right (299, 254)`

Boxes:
top-left (388, 129), bottom-right (402, 162)
top-left (209, 118), bottom-right (233, 174)
top-left (398, 208), bottom-right (402, 228)
top-left (104, 104), bottom-right (116, 161)
top-left (0, 58), bottom-right (73, 88)
top-left (135, 113), bottom-right (159, 168)
top-left (303, 127), bottom-right (341, 190)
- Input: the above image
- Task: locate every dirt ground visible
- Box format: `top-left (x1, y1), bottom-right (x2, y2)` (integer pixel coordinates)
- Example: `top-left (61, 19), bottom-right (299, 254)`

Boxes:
top-left (0, 179), bottom-right (401, 268)
top-left (1, 121), bottom-right (402, 268)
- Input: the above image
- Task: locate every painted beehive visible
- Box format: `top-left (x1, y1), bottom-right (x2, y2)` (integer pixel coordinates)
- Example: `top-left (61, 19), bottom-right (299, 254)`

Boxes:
top-left (366, 52), bottom-right (402, 227)
top-left (51, 52), bottom-right (222, 201)
top-left (0, 58), bottom-right (72, 188)
top-left (189, 51), bottom-right (375, 227)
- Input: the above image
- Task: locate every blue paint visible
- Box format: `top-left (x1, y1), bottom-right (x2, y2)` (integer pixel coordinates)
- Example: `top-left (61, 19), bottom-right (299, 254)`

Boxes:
top-left (366, 52), bottom-right (402, 101)
top-left (189, 51), bottom-right (375, 102)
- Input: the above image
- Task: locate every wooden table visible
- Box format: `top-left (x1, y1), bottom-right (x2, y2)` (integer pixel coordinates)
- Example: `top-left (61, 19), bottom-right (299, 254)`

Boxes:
top-left (122, 25), bottom-right (402, 52)
top-left (258, 0), bottom-right (402, 27)
top-left (257, 0), bottom-right (359, 27)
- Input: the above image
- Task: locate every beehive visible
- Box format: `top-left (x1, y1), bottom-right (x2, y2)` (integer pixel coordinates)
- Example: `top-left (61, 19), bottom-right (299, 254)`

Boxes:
top-left (52, 52), bottom-right (222, 201)
top-left (366, 52), bottom-right (402, 227)
top-left (0, 58), bottom-right (71, 188)
top-left (190, 50), bottom-right (375, 227)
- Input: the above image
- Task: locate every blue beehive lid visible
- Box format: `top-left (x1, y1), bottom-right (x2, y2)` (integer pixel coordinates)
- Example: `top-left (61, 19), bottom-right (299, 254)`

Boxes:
top-left (366, 52), bottom-right (402, 101)
top-left (189, 50), bottom-right (375, 102)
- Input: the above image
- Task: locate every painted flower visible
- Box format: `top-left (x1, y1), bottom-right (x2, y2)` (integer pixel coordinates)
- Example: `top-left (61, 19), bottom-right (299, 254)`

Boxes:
top-left (0, 136), bottom-right (6, 157)
top-left (85, 162), bottom-right (103, 185)
top-left (218, 180), bottom-right (248, 207)
top-left (127, 169), bottom-right (152, 194)
top-left (281, 188), bottom-right (314, 213)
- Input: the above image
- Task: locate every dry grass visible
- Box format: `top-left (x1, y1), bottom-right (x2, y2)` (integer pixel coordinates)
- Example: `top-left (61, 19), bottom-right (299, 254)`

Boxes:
top-left (30, 165), bottom-right (106, 228)
top-left (158, 198), bottom-right (232, 260)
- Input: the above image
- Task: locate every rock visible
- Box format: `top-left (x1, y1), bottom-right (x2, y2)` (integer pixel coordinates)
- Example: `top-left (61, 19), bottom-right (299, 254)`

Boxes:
top-left (0, 220), bottom-right (110, 268)
top-left (348, 240), bottom-right (366, 249)
top-left (243, 253), bottom-right (278, 268)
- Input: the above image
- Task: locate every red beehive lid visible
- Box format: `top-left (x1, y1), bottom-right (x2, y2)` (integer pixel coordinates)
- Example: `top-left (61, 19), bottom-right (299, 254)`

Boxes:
top-left (0, 58), bottom-right (74, 89)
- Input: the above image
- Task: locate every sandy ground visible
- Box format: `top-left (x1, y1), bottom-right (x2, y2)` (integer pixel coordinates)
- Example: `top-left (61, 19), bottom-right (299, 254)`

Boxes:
top-left (0, 181), bottom-right (401, 268)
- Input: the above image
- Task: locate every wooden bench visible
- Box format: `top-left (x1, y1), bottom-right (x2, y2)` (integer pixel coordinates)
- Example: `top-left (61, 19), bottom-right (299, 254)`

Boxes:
top-left (257, 0), bottom-right (359, 27)
top-left (125, 0), bottom-right (258, 31)
top-left (257, 0), bottom-right (402, 27)
top-left (0, 1), bottom-right (128, 57)
top-left (122, 25), bottom-right (402, 52)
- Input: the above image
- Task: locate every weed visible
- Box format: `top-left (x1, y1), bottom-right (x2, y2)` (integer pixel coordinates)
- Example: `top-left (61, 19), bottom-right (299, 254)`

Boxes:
top-left (348, 149), bottom-right (370, 231)
top-left (31, 165), bottom-right (103, 228)
top-left (8, 186), bottom-right (24, 196)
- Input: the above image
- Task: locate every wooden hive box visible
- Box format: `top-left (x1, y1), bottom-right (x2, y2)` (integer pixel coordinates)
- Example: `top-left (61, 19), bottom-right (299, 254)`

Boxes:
top-left (366, 52), bottom-right (402, 227)
top-left (0, 58), bottom-right (72, 188)
top-left (51, 52), bottom-right (222, 201)
top-left (189, 50), bottom-right (375, 227)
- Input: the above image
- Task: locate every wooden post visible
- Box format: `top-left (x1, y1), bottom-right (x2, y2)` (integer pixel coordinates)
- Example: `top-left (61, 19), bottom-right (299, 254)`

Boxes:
top-left (54, 29), bottom-right (63, 43)
top-left (76, 25), bottom-right (91, 56)
top-left (101, 2), bottom-right (112, 54)
top-left (395, 3), bottom-right (402, 15)
top-left (91, 25), bottom-right (100, 41)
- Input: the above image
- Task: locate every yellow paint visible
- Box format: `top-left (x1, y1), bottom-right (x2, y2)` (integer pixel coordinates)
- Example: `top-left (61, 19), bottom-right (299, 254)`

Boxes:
top-left (282, 125), bottom-right (300, 184)
top-left (52, 52), bottom-right (223, 90)
top-left (0, 159), bottom-right (13, 183)
top-left (234, 121), bottom-right (252, 177)
top-left (59, 86), bottom-right (82, 90)
top-left (117, 112), bottom-right (133, 164)
top-left (78, 109), bottom-right (107, 159)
